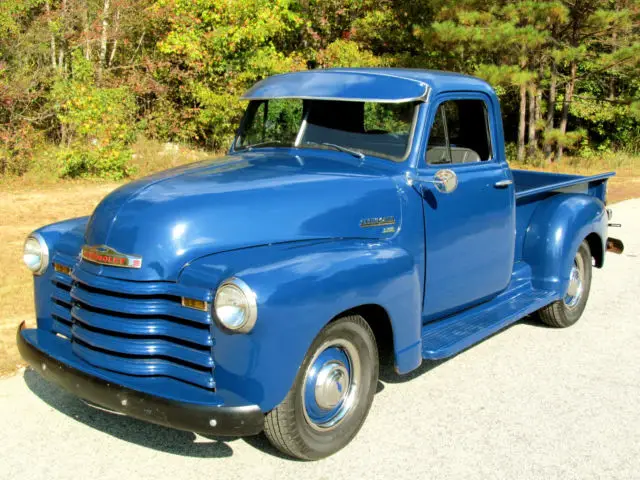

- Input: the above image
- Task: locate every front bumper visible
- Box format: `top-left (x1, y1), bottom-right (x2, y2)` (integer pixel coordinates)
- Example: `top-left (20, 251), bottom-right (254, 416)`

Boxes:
top-left (17, 322), bottom-right (264, 436)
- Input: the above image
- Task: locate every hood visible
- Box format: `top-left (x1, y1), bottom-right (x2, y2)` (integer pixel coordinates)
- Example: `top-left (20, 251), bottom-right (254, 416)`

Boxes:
top-left (82, 151), bottom-right (403, 281)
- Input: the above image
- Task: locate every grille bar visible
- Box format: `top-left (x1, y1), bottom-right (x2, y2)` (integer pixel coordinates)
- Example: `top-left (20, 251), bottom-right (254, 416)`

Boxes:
top-left (49, 262), bottom-right (216, 391)
top-left (51, 302), bottom-right (72, 322)
top-left (71, 341), bottom-right (216, 390)
top-left (72, 267), bottom-right (212, 301)
top-left (70, 285), bottom-right (211, 325)
top-left (71, 304), bottom-right (212, 347)
top-left (71, 323), bottom-right (214, 368)
top-left (52, 318), bottom-right (72, 338)
top-left (52, 287), bottom-right (72, 306)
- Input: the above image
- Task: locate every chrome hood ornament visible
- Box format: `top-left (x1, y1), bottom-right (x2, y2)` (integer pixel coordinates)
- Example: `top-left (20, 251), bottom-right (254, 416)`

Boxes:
top-left (81, 245), bottom-right (142, 269)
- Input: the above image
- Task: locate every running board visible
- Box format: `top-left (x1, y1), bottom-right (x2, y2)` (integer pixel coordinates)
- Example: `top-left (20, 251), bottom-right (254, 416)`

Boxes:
top-left (421, 286), bottom-right (557, 360)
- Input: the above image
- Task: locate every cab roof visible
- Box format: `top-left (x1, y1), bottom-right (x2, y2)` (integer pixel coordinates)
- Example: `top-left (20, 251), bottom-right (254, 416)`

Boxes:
top-left (241, 68), bottom-right (494, 103)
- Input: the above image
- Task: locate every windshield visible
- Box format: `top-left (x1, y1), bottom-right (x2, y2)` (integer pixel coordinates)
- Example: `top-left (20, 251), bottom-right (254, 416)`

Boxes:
top-left (235, 99), bottom-right (418, 162)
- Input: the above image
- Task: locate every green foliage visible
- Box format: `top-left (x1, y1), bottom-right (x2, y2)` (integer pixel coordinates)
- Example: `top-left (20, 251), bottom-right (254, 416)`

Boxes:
top-left (316, 39), bottom-right (382, 68)
top-left (0, 122), bottom-right (42, 175)
top-left (51, 53), bottom-right (137, 179)
top-left (0, 0), bottom-right (638, 176)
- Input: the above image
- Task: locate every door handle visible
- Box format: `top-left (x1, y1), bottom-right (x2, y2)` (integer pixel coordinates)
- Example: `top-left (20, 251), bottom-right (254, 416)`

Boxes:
top-left (494, 179), bottom-right (513, 189)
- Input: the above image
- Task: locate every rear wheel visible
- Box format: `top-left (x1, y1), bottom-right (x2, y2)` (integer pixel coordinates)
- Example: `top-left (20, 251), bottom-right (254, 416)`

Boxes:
top-left (538, 240), bottom-right (592, 328)
top-left (264, 314), bottom-right (378, 460)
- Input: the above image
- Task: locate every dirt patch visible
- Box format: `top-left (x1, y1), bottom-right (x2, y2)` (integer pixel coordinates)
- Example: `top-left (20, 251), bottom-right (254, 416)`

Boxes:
top-left (607, 176), bottom-right (640, 204)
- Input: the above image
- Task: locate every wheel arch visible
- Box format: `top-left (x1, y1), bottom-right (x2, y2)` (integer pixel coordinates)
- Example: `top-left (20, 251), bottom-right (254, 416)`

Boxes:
top-left (585, 231), bottom-right (604, 268)
top-left (332, 304), bottom-right (394, 367)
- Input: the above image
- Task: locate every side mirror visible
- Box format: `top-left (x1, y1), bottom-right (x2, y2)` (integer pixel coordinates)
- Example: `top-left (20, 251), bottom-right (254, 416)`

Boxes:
top-left (432, 169), bottom-right (458, 194)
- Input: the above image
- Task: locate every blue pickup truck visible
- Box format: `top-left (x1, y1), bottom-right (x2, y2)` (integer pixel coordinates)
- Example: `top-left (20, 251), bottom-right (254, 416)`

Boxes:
top-left (18, 68), bottom-right (624, 460)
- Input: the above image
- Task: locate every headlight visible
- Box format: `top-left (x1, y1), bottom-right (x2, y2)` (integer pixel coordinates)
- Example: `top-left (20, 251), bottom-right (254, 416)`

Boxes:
top-left (23, 233), bottom-right (49, 275)
top-left (214, 277), bottom-right (257, 333)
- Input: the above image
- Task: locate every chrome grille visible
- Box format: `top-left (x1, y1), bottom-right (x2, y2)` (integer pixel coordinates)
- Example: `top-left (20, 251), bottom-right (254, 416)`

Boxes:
top-left (49, 263), bottom-right (215, 390)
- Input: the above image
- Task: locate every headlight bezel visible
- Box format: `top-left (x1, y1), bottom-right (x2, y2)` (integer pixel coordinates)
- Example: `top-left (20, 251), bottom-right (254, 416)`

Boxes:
top-left (213, 277), bottom-right (258, 334)
top-left (23, 232), bottom-right (49, 276)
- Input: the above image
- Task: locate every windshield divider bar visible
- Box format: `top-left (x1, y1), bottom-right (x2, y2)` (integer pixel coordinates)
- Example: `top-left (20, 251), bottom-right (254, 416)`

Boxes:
top-left (294, 109), bottom-right (309, 147)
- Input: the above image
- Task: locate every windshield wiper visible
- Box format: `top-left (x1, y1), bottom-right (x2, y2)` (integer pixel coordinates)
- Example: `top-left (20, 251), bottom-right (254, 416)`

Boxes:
top-left (302, 141), bottom-right (365, 159)
top-left (242, 140), bottom-right (291, 151)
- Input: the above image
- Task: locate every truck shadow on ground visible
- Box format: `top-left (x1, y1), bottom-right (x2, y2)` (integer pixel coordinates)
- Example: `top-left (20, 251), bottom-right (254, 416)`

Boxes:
top-left (23, 368), bottom-right (238, 458)
top-left (22, 367), bottom-right (305, 460)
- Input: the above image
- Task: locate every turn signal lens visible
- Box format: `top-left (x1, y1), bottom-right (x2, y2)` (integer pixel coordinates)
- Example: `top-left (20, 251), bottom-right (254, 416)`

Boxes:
top-left (182, 297), bottom-right (209, 311)
top-left (53, 263), bottom-right (72, 276)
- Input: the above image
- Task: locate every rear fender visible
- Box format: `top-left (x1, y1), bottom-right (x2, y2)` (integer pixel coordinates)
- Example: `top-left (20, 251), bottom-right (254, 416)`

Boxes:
top-left (522, 194), bottom-right (607, 296)
top-left (179, 239), bottom-right (422, 412)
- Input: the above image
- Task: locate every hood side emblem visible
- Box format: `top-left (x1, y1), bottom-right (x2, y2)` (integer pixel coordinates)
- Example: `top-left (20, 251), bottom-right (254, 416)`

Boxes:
top-left (81, 245), bottom-right (143, 269)
top-left (359, 216), bottom-right (396, 228)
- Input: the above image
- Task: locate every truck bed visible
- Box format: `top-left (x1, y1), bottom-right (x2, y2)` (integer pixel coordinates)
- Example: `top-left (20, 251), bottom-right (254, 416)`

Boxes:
top-left (512, 169), bottom-right (614, 201)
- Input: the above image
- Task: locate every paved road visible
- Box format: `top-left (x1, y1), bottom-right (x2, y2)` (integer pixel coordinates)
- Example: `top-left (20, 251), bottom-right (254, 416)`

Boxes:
top-left (1, 200), bottom-right (638, 480)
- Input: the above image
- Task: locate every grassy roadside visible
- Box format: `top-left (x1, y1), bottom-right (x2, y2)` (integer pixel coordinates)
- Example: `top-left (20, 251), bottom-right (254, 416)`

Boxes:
top-left (510, 152), bottom-right (640, 203)
top-left (1, 151), bottom-right (638, 376)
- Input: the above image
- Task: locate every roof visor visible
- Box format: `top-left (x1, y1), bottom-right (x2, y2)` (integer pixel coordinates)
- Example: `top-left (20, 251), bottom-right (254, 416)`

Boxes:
top-left (242, 70), bottom-right (430, 103)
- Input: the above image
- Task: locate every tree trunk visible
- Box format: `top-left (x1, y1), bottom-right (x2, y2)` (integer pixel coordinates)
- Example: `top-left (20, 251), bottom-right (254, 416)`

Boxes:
top-left (517, 82), bottom-right (527, 162)
top-left (84, 1), bottom-right (91, 60)
top-left (527, 85), bottom-right (537, 158)
top-left (555, 61), bottom-right (577, 162)
top-left (544, 60), bottom-right (558, 161)
top-left (535, 64), bottom-right (543, 126)
top-left (108, 8), bottom-right (120, 67)
top-left (608, 30), bottom-right (617, 100)
top-left (45, 0), bottom-right (56, 69)
top-left (99, 0), bottom-right (111, 77)
top-left (58, 0), bottom-right (67, 73)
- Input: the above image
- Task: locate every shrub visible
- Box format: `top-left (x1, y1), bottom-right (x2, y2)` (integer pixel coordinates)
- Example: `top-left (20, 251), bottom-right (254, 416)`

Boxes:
top-left (52, 52), bottom-right (137, 179)
top-left (0, 122), bottom-right (41, 175)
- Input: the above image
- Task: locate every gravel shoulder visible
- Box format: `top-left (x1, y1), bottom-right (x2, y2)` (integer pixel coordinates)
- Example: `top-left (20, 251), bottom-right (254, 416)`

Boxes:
top-left (0, 199), bottom-right (638, 480)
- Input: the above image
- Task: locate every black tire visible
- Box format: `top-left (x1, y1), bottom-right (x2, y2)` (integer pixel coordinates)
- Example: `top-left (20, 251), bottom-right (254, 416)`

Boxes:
top-left (264, 314), bottom-right (378, 460)
top-left (537, 240), bottom-right (592, 328)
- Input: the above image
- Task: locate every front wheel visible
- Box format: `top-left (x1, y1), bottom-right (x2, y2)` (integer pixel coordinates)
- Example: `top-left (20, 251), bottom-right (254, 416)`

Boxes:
top-left (537, 240), bottom-right (593, 328)
top-left (264, 315), bottom-right (378, 460)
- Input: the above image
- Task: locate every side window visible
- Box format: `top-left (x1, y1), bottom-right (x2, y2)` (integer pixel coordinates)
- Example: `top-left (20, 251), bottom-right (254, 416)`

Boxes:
top-left (425, 105), bottom-right (449, 164)
top-left (426, 99), bottom-right (493, 165)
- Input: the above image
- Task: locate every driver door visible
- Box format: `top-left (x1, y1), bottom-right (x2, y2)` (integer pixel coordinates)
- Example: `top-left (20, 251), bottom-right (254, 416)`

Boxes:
top-left (417, 93), bottom-right (515, 322)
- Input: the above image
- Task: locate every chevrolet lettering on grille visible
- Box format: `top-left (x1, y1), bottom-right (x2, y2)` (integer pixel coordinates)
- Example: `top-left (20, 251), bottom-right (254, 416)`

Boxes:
top-left (81, 245), bottom-right (142, 269)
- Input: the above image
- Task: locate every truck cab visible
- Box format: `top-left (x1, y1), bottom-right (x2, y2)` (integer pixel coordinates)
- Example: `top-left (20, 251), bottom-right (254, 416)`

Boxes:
top-left (18, 68), bottom-right (623, 460)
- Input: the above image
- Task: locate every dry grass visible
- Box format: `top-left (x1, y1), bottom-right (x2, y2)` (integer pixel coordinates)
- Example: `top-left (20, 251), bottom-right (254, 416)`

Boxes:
top-left (511, 152), bottom-right (640, 203)
top-left (0, 181), bottom-right (121, 375)
top-left (0, 148), bottom-right (638, 376)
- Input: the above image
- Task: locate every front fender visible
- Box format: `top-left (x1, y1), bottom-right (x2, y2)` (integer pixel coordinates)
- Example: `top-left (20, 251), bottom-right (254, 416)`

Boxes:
top-left (179, 239), bottom-right (422, 412)
top-left (523, 194), bottom-right (607, 296)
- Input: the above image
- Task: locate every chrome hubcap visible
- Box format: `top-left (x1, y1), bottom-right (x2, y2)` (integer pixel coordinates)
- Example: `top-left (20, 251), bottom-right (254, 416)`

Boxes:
top-left (564, 253), bottom-right (585, 309)
top-left (302, 339), bottom-right (360, 431)
top-left (314, 361), bottom-right (349, 409)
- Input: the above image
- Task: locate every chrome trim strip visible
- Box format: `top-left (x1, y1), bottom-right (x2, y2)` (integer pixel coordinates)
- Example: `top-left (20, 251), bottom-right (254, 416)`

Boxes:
top-left (241, 94), bottom-right (428, 104)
